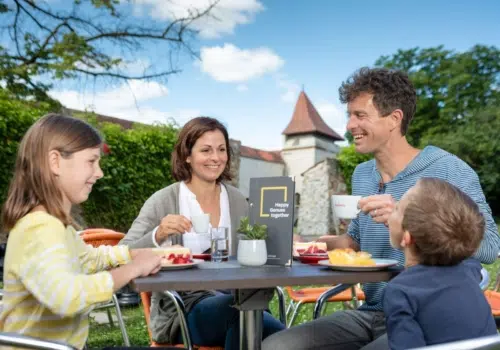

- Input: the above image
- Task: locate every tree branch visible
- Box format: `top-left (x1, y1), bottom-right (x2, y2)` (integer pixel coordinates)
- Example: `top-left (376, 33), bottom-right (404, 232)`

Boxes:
top-left (73, 67), bottom-right (181, 80)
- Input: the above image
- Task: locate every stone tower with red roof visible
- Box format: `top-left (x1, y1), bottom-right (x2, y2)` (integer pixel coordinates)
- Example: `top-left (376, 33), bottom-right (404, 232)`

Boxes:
top-left (281, 91), bottom-right (344, 193)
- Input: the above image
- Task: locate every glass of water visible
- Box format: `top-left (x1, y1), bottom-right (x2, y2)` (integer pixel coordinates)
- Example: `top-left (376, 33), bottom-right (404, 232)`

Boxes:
top-left (210, 227), bottom-right (229, 262)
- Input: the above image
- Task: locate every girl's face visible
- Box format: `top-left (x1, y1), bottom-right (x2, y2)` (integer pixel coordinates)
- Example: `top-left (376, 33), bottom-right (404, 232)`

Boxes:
top-left (186, 130), bottom-right (228, 183)
top-left (50, 146), bottom-right (104, 208)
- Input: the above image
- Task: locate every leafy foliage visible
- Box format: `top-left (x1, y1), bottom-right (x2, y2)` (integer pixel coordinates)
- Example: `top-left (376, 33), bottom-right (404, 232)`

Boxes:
top-left (336, 145), bottom-right (372, 193)
top-left (81, 117), bottom-right (178, 231)
top-left (0, 88), bottom-right (53, 205)
top-left (421, 107), bottom-right (500, 214)
top-left (376, 45), bottom-right (500, 146)
top-left (237, 216), bottom-right (268, 240)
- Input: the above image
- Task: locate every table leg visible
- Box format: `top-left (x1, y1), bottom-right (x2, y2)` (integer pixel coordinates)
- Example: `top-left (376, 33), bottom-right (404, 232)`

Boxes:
top-left (240, 310), bottom-right (263, 350)
top-left (234, 288), bottom-right (274, 350)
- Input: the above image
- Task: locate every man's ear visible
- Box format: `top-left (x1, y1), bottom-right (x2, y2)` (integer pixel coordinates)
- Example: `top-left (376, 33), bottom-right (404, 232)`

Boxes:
top-left (389, 109), bottom-right (404, 132)
top-left (400, 230), bottom-right (413, 248)
top-left (48, 150), bottom-right (62, 176)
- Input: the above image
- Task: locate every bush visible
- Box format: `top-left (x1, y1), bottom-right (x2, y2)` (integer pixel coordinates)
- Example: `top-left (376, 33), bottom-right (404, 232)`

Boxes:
top-left (0, 89), bottom-right (52, 205)
top-left (336, 144), bottom-right (372, 193)
top-left (81, 118), bottom-right (178, 231)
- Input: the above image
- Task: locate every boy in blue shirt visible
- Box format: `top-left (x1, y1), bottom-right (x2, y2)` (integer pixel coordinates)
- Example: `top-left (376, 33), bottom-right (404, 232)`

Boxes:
top-left (385, 177), bottom-right (497, 349)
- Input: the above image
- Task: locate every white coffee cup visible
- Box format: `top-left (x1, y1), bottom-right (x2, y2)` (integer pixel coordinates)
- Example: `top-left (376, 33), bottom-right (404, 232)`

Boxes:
top-left (191, 213), bottom-right (210, 233)
top-left (331, 195), bottom-right (362, 219)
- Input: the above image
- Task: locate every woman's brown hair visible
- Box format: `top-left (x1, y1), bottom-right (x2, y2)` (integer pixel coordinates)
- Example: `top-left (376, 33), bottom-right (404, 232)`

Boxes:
top-left (171, 117), bottom-right (232, 183)
top-left (1, 114), bottom-right (102, 231)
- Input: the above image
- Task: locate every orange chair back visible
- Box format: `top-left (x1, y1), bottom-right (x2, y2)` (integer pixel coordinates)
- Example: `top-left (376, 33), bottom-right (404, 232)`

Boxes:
top-left (139, 292), bottom-right (223, 349)
top-left (485, 290), bottom-right (500, 316)
top-left (80, 229), bottom-right (125, 247)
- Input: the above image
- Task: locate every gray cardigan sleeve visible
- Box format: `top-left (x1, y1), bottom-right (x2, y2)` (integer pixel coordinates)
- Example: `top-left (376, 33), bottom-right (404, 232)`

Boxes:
top-left (120, 184), bottom-right (179, 249)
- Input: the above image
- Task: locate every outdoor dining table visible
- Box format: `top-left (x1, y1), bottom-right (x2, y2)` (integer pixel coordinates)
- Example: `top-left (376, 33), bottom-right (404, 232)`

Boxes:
top-left (131, 260), bottom-right (401, 350)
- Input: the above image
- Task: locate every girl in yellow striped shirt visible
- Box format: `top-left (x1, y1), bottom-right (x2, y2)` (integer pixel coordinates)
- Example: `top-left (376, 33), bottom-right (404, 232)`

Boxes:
top-left (0, 114), bottom-right (163, 349)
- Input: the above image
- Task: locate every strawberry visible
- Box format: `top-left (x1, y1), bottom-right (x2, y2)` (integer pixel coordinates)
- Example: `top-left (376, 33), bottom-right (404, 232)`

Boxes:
top-left (168, 253), bottom-right (175, 260)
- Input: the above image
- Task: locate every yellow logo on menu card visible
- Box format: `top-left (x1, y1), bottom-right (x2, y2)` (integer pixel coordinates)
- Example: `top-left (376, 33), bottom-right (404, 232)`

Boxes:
top-left (260, 186), bottom-right (288, 217)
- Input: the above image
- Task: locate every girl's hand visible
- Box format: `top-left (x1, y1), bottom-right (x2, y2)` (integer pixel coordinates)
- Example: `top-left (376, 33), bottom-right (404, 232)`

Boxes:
top-left (130, 249), bottom-right (163, 277)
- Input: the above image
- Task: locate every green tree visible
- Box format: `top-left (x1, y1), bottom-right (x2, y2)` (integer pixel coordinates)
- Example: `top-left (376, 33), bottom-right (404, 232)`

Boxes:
top-left (421, 106), bottom-right (500, 214)
top-left (0, 0), bottom-right (216, 101)
top-left (375, 45), bottom-right (500, 214)
top-left (376, 45), bottom-right (500, 146)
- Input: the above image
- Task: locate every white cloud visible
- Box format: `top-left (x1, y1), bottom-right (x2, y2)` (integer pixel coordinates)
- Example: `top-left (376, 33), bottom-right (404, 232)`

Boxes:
top-left (200, 44), bottom-right (283, 82)
top-left (132, 0), bottom-right (264, 38)
top-left (317, 102), bottom-right (348, 144)
top-left (49, 80), bottom-right (170, 124)
top-left (237, 84), bottom-right (248, 92)
top-left (276, 75), bottom-right (300, 103)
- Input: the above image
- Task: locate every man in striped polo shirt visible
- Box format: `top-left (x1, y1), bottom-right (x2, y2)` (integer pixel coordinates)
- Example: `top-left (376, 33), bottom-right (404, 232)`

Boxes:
top-left (263, 67), bottom-right (500, 350)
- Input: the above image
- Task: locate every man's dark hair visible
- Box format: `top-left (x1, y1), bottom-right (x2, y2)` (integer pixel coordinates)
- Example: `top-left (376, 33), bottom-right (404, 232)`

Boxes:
top-left (339, 67), bottom-right (417, 136)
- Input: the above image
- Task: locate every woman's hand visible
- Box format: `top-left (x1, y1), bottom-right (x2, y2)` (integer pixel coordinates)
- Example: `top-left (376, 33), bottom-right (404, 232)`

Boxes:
top-left (155, 214), bottom-right (192, 243)
top-left (358, 194), bottom-right (396, 226)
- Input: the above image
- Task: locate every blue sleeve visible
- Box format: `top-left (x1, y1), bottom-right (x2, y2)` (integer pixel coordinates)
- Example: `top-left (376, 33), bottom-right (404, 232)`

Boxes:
top-left (450, 163), bottom-right (500, 264)
top-left (384, 283), bottom-right (426, 350)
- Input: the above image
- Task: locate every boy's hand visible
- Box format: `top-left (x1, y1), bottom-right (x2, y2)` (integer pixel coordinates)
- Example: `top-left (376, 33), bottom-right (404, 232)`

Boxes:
top-left (130, 249), bottom-right (163, 277)
top-left (358, 194), bottom-right (396, 226)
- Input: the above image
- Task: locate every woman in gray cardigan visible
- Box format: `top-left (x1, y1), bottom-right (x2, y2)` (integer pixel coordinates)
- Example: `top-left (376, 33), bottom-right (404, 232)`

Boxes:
top-left (120, 117), bottom-right (284, 349)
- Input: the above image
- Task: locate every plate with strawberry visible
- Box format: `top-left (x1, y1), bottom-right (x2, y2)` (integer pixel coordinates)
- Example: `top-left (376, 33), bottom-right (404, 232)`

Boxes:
top-left (154, 246), bottom-right (204, 270)
top-left (295, 243), bottom-right (328, 265)
top-left (161, 257), bottom-right (204, 270)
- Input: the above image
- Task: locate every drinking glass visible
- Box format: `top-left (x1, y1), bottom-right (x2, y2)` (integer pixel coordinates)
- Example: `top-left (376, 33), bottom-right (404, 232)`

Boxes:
top-left (210, 227), bottom-right (229, 262)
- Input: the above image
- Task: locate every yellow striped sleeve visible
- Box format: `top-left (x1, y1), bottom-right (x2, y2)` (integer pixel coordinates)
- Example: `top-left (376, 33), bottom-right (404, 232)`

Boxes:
top-left (19, 219), bottom-right (115, 317)
top-left (76, 235), bottom-right (131, 274)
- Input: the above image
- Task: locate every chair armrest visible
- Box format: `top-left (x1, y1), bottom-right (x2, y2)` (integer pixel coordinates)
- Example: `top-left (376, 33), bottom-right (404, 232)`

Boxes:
top-left (0, 332), bottom-right (77, 350)
top-left (164, 290), bottom-right (193, 350)
top-left (313, 284), bottom-right (353, 320)
top-left (274, 287), bottom-right (287, 326)
top-left (480, 268), bottom-right (490, 291)
top-left (409, 334), bottom-right (500, 350)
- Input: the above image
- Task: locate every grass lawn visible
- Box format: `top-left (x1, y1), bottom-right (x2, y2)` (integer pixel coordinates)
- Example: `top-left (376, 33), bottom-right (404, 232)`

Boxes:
top-left (86, 259), bottom-right (500, 348)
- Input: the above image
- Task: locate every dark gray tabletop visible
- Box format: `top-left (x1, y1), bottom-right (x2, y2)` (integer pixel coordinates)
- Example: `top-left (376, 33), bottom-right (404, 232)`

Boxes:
top-left (132, 260), bottom-right (402, 292)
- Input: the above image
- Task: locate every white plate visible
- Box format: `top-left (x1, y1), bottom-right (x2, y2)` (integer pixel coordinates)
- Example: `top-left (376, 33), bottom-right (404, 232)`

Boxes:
top-left (317, 258), bottom-right (399, 272)
top-left (161, 258), bottom-right (204, 271)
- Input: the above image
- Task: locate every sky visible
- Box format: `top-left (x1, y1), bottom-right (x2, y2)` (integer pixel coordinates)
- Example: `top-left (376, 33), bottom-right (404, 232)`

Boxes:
top-left (46, 0), bottom-right (500, 151)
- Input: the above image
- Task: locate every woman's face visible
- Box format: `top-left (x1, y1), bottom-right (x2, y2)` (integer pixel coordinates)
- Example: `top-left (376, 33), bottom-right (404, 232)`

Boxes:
top-left (186, 129), bottom-right (228, 183)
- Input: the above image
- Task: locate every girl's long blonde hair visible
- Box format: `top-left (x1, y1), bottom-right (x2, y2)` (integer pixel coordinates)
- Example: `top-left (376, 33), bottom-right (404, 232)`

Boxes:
top-left (1, 114), bottom-right (102, 231)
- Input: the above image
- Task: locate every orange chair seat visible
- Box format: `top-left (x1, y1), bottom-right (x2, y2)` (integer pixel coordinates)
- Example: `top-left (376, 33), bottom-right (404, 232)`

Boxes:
top-left (286, 286), bottom-right (365, 303)
top-left (141, 292), bottom-right (224, 350)
top-left (485, 290), bottom-right (500, 316)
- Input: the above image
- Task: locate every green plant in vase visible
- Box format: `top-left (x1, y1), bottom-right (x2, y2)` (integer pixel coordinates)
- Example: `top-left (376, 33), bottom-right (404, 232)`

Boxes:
top-left (238, 216), bottom-right (268, 240)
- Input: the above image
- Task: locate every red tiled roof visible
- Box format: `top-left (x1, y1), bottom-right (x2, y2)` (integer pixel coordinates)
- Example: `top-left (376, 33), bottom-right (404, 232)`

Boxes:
top-left (282, 91), bottom-right (344, 141)
top-left (239, 145), bottom-right (283, 164)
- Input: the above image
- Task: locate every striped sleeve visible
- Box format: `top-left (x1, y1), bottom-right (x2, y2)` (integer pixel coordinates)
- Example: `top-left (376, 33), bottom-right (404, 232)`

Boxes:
top-left (19, 220), bottom-right (115, 317)
top-left (76, 236), bottom-right (131, 274)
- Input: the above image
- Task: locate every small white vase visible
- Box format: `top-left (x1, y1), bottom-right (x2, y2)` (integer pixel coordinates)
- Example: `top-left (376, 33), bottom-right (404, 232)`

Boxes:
top-left (237, 239), bottom-right (267, 266)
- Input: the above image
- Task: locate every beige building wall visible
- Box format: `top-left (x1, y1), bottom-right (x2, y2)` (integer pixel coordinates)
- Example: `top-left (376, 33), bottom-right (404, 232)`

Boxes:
top-left (238, 157), bottom-right (285, 198)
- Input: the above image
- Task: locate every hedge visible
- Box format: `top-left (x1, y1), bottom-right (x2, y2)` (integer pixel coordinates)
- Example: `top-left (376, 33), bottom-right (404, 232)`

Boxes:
top-left (81, 117), bottom-right (178, 231)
